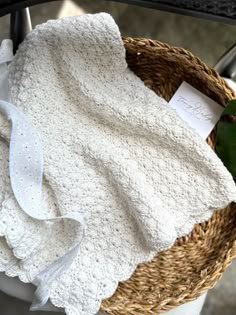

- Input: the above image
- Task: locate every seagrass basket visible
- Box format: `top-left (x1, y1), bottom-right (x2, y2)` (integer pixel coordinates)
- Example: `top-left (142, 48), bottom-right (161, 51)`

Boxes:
top-left (100, 37), bottom-right (236, 315)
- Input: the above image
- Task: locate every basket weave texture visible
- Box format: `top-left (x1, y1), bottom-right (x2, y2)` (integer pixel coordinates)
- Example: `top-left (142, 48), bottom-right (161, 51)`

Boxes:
top-left (100, 37), bottom-right (236, 315)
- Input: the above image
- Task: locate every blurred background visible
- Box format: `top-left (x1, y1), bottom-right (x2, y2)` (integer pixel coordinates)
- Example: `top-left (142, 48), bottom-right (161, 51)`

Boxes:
top-left (0, 1), bottom-right (236, 314)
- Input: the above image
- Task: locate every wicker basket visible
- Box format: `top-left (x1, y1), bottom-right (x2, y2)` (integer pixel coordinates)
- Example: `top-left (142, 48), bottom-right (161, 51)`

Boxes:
top-left (100, 38), bottom-right (236, 315)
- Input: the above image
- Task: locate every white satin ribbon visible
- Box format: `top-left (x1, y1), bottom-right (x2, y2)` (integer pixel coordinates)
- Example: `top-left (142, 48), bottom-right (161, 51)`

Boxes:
top-left (0, 39), bottom-right (84, 310)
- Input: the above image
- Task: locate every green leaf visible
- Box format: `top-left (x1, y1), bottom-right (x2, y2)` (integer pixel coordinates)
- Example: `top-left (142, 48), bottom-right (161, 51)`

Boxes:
top-left (221, 99), bottom-right (236, 117)
top-left (215, 99), bottom-right (236, 178)
top-left (216, 121), bottom-right (236, 177)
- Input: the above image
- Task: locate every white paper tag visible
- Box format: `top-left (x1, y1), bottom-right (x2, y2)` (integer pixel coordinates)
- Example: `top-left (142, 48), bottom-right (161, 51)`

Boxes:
top-left (169, 82), bottom-right (224, 139)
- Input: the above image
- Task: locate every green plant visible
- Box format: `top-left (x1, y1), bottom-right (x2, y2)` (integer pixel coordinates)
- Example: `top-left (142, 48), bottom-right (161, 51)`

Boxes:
top-left (216, 99), bottom-right (236, 179)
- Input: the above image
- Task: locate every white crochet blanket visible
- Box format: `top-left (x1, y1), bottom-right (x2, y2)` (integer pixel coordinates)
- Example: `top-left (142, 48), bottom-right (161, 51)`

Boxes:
top-left (0, 13), bottom-right (236, 315)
